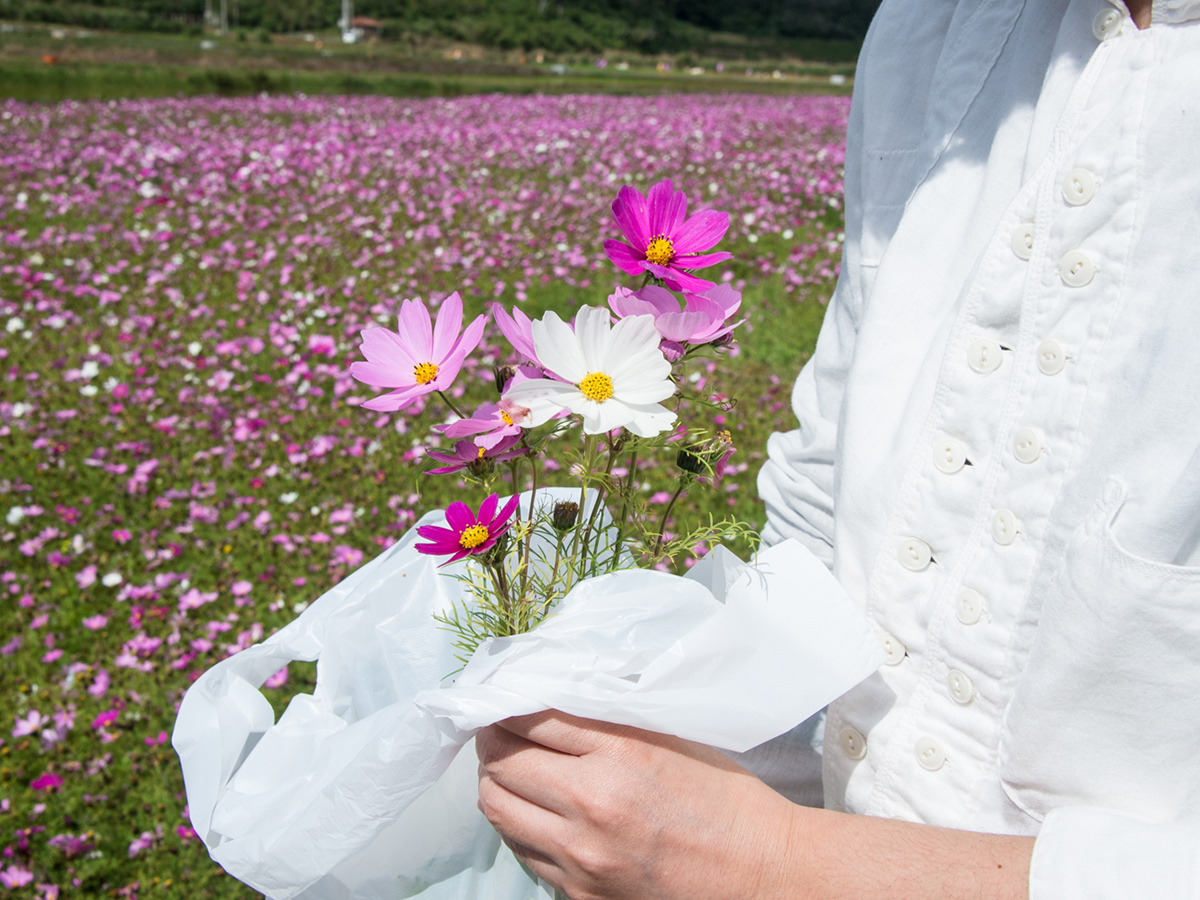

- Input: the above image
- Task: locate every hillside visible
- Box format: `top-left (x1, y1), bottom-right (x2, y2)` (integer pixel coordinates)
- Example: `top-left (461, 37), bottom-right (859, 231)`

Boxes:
top-left (2, 0), bottom-right (881, 54)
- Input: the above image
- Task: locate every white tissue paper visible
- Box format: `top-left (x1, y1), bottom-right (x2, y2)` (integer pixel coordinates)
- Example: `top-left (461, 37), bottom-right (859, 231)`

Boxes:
top-left (173, 491), bottom-right (884, 900)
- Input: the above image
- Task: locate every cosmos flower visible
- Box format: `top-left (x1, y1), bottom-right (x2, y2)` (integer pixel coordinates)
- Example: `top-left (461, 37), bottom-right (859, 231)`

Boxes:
top-left (424, 433), bottom-right (527, 475)
top-left (607, 283), bottom-right (742, 359)
top-left (351, 292), bottom-right (485, 412)
top-left (603, 179), bottom-right (733, 292)
top-left (414, 493), bottom-right (521, 564)
top-left (503, 306), bottom-right (677, 437)
top-left (436, 401), bottom-right (524, 450)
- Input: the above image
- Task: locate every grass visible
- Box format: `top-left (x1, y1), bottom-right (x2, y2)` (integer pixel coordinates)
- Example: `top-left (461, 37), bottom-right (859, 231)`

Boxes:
top-left (0, 91), bottom-right (843, 897)
top-left (0, 24), bottom-right (855, 102)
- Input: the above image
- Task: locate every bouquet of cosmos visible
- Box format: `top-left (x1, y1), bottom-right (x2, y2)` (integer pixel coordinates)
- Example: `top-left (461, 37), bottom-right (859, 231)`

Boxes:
top-left (173, 180), bottom-right (884, 900)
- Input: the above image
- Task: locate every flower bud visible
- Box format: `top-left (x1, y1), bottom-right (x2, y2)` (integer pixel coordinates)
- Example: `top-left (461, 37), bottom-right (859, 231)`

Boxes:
top-left (494, 365), bottom-right (516, 394)
top-left (551, 500), bottom-right (580, 532)
top-left (676, 447), bottom-right (705, 475)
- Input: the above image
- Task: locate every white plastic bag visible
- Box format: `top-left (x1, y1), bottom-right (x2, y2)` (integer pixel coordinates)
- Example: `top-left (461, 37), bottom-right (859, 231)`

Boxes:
top-left (173, 492), bottom-right (884, 900)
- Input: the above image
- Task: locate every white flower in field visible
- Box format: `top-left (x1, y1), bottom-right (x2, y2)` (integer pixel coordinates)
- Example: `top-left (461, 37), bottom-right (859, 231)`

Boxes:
top-left (504, 306), bottom-right (677, 437)
top-left (138, 181), bottom-right (158, 199)
top-left (80, 385), bottom-right (98, 397)
top-left (101, 572), bottom-right (122, 588)
top-left (6, 506), bottom-right (24, 526)
top-left (279, 492), bottom-right (299, 505)
top-left (10, 402), bottom-right (29, 418)
top-left (187, 341), bottom-right (202, 356)
top-left (5, 317), bottom-right (23, 334)
top-left (79, 360), bottom-right (99, 380)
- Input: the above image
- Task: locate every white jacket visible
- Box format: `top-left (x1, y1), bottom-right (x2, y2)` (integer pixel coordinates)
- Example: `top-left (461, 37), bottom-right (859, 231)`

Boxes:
top-left (757, 0), bottom-right (1200, 895)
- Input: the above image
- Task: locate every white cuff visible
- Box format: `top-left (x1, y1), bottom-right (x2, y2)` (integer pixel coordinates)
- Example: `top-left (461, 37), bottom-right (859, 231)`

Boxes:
top-left (1030, 807), bottom-right (1200, 900)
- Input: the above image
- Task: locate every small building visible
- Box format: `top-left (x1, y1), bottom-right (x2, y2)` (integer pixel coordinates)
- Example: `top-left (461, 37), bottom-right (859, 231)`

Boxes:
top-left (350, 16), bottom-right (381, 37)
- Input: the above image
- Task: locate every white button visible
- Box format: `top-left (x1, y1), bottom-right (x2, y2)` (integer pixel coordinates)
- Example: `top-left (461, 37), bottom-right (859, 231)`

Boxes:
top-left (915, 737), bottom-right (946, 771)
top-left (956, 589), bottom-right (985, 625)
top-left (992, 509), bottom-right (1018, 545)
top-left (1013, 427), bottom-right (1044, 464)
top-left (1037, 339), bottom-right (1066, 375)
top-left (840, 727), bottom-right (867, 760)
top-left (967, 338), bottom-right (1003, 374)
top-left (933, 437), bottom-right (968, 474)
top-left (879, 631), bottom-right (907, 666)
top-left (1062, 168), bottom-right (1098, 206)
top-left (1093, 7), bottom-right (1123, 40)
top-left (1010, 222), bottom-right (1034, 260)
top-left (1059, 249), bottom-right (1096, 287)
top-left (898, 538), bottom-right (933, 572)
top-left (947, 669), bottom-right (975, 705)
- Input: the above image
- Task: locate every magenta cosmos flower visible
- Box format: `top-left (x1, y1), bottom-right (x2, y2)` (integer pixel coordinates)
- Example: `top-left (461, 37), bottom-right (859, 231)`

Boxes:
top-left (350, 292), bottom-right (485, 412)
top-left (603, 179), bottom-right (733, 293)
top-left (415, 493), bottom-right (520, 564)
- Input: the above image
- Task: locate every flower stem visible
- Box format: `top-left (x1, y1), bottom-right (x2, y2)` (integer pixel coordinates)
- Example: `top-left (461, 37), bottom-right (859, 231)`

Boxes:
top-left (610, 448), bottom-right (638, 572)
top-left (520, 453), bottom-right (538, 597)
top-left (652, 478), bottom-right (689, 559)
top-left (437, 390), bottom-right (467, 420)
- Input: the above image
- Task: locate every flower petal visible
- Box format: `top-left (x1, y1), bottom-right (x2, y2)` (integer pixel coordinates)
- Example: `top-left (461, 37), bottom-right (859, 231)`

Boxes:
top-left (477, 493), bottom-right (499, 524)
top-left (531, 312), bottom-right (588, 383)
top-left (431, 291), bottom-right (464, 362)
top-left (432, 313), bottom-right (486, 391)
top-left (574, 306), bottom-right (613, 374)
top-left (654, 310), bottom-right (713, 343)
top-left (444, 501), bottom-right (474, 532)
top-left (673, 250), bottom-right (734, 270)
top-left (360, 383), bottom-right (431, 412)
top-left (492, 304), bottom-right (539, 362)
top-left (647, 179), bottom-right (684, 236)
top-left (690, 283), bottom-right (742, 318)
top-left (494, 494), bottom-right (521, 528)
top-left (660, 267), bottom-right (716, 294)
top-left (672, 209), bottom-right (730, 255)
top-left (604, 239), bottom-right (646, 277)
top-left (617, 400), bottom-right (678, 438)
top-left (358, 327), bottom-right (420, 372)
top-left (397, 297), bottom-right (434, 362)
top-left (611, 185), bottom-right (650, 251)
top-left (350, 360), bottom-right (415, 390)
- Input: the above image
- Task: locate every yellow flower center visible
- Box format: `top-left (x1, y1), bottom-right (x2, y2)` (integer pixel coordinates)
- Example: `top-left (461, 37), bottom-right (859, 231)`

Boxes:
top-left (644, 234), bottom-right (674, 267)
top-left (413, 361), bottom-right (439, 385)
top-left (477, 446), bottom-right (486, 458)
top-left (459, 523), bottom-right (490, 549)
top-left (578, 371), bottom-right (614, 402)
top-left (500, 410), bottom-right (514, 426)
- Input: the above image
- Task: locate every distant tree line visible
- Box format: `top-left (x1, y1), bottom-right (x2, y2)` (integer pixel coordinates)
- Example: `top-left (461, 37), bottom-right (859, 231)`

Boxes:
top-left (0, 0), bottom-right (880, 50)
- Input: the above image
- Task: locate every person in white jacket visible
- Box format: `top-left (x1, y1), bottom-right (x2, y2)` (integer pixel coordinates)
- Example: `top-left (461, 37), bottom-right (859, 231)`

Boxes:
top-left (475, 0), bottom-right (1200, 897)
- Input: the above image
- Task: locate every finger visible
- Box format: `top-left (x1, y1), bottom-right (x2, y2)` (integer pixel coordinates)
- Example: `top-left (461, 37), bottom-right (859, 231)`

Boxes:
top-left (502, 836), bottom-right (570, 897)
top-left (478, 768), bottom-right (571, 859)
top-left (477, 724), bottom-right (581, 815)
top-left (497, 709), bottom-right (628, 756)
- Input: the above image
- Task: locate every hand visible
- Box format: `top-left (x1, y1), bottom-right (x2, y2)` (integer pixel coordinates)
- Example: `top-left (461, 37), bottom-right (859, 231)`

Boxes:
top-left (475, 709), bottom-right (799, 900)
top-left (476, 710), bottom-right (1036, 900)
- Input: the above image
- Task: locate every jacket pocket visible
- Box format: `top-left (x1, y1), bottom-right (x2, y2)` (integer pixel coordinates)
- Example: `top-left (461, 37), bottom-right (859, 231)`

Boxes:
top-left (999, 479), bottom-right (1200, 823)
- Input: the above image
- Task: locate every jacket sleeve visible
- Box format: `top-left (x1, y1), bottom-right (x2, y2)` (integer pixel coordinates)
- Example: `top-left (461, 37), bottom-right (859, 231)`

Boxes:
top-left (756, 71), bottom-right (868, 567)
top-left (1029, 807), bottom-right (1200, 899)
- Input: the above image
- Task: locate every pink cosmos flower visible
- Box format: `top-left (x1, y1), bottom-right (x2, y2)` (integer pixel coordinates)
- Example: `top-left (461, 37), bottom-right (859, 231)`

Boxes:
top-left (13, 710), bottom-right (48, 738)
top-left (425, 433), bottom-right (526, 475)
top-left (491, 304), bottom-right (540, 365)
top-left (415, 493), bottom-right (520, 565)
top-left (608, 283), bottom-right (742, 359)
top-left (0, 866), bottom-right (33, 889)
top-left (436, 401), bottom-right (523, 450)
top-left (351, 292), bottom-right (485, 412)
top-left (603, 179), bottom-right (733, 292)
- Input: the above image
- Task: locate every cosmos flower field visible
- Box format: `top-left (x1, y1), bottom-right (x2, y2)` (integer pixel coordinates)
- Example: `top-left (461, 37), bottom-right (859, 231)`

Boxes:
top-left (0, 91), bottom-right (848, 899)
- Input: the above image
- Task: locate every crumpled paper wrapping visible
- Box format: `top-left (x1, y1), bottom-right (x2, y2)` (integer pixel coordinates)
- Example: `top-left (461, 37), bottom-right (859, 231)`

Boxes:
top-left (173, 492), bottom-right (883, 900)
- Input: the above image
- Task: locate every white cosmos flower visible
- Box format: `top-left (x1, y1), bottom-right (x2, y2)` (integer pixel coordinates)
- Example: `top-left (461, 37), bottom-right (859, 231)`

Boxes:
top-left (504, 306), bottom-right (677, 437)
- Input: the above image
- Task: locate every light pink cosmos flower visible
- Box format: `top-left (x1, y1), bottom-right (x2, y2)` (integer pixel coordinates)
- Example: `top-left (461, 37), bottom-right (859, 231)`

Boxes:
top-left (608, 283), bottom-right (742, 360)
top-left (415, 493), bottom-right (520, 565)
top-left (603, 179), bottom-right (733, 293)
top-left (0, 866), bottom-right (33, 889)
top-left (491, 304), bottom-right (540, 365)
top-left (436, 401), bottom-right (524, 450)
top-left (351, 292), bottom-right (485, 412)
